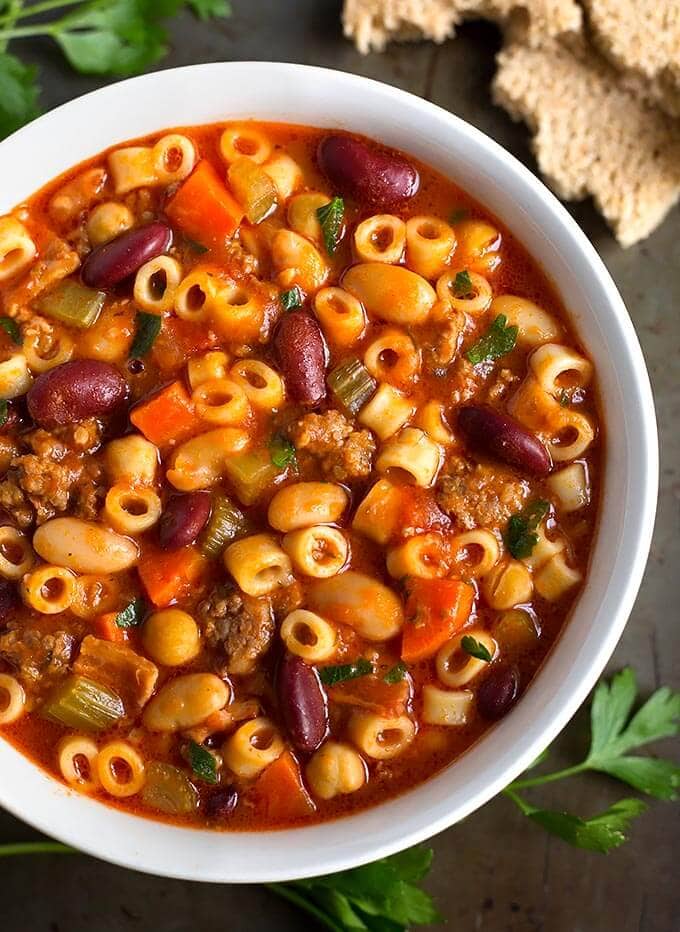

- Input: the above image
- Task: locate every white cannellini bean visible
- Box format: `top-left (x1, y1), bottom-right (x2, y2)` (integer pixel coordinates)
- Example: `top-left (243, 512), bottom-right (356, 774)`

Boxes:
top-left (33, 517), bottom-right (139, 574)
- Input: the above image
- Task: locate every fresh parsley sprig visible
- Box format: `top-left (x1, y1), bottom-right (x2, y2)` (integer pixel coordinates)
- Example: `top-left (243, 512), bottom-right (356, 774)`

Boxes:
top-left (504, 499), bottom-right (550, 559)
top-left (316, 196), bottom-right (344, 255)
top-left (0, 1), bottom-right (232, 138)
top-left (466, 313), bottom-right (518, 365)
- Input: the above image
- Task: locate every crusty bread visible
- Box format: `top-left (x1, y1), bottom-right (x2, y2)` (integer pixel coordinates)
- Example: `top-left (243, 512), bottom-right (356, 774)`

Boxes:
top-left (582, 0), bottom-right (680, 118)
top-left (342, 0), bottom-right (582, 54)
top-left (493, 40), bottom-right (680, 246)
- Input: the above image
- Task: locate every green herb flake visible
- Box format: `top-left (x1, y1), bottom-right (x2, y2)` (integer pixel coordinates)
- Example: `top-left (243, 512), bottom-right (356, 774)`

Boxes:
top-left (186, 739), bottom-right (219, 784)
top-left (185, 237), bottom-right (209, 254)
top-left (0, 400), bottom-right (8, 428)
top-left (319, 658), bottom-right (374, 687)
top-left (316, 196), bottom-right (344, 255)
top-left (129, 311), bottom-right (161, 359)
top-left (504, 499), bottom-right (550, 559)
top-left (0, 317), bottom-right (21, 345)
top-left (114, 598), bottom-right (146, 629)
top-left (453, 269), bottom-right (473, 296)
top-left (280, 285), bottom-right (303, 311)
top-left (559, 389), bottom-right (570, 406)
top-left (269, 435), bottom-right (297, 470)
top-left (466, 314), bottom-right (519, 365)
top-left (450, 208), bottom-right (469, 223)
top-left (461, 635), bottom-right (493, 663)
top-left (383, 661), bottom-right (408, 684)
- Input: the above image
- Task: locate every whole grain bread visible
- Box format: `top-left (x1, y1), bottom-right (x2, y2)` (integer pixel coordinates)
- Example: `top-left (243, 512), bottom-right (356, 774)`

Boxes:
top-left (343, 0), bottom-right (582, 53)
top-left (582, 0), bottom-right (680, 118)
top-left (493, 40), bottom-right (680, 246)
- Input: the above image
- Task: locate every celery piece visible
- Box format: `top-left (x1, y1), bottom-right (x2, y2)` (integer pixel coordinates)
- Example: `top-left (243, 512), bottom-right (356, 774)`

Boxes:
top-left (227, 157), bottom-right (277, 224)
top-left (41, 675), bottom-right (124, 731)
top-left (141, 762), bottom-right (198, 815)
top-left (36, 279), bottom-right (105, 329)
top-left (223, 448), bottom-right (280, 505)
top-left (328, 357), bottom-right (377, 415)
top-left (199, 492), bottom-right (246, 557)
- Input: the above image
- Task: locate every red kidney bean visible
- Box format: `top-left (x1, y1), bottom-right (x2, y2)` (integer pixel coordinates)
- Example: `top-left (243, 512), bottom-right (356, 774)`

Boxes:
top-left (277, 652), bottom-right (329, 753)
top-left (317, 134), bottom-right (419, 209)
top-left (27, 359), bottom-right (128, 428)
top-left (81, 221), bottom-right (172, 289)
top-left (458, 405), bottom-right (551, 476)
top-left (477, 666), bottom-right (520, 720)
top-left (159, 492), bottom-right (212, 550)
top-left (274, 311), bottom-right (327, 407)
top-left (203, 786), bottom-right (238, 821)
top-left (0, 579), bottom-right (18, 625)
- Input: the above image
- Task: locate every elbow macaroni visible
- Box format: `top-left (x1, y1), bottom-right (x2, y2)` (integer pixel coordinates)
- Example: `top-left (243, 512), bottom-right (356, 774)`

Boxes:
top-left (376, 427), bottom-right (442, 487)
top-left (358, 383), bottom-right (415, 440)
top-left (224, 534), bottom-right (294, 596)
top-left (405, 215), bottom-right (456, 280)
top-left (21, 564), bottom-right (77, 614)
top-left (0, 216), bottom-right (36, 283)
top-left (282, 525), bottom-right (349, 578)
top-left (280, 610), bottom-right (337, 663)
top-left (353, 214), bottom-right (406, 264)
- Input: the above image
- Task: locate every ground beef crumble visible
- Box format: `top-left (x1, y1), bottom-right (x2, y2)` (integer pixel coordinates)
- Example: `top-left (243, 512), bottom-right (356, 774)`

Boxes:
top-left (289, 410), bottom-right (376, 482)
top-left (197, 585), bottom-right (275, 676)
top-left (437, 454), bottom-right (530, 531)
top-left (0, 621), bottom-right (75, 692)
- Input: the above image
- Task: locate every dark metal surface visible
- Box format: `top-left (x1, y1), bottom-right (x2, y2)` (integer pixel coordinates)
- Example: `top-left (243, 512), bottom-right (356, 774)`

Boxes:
top-left (1, 4), bottom-right (678, 930)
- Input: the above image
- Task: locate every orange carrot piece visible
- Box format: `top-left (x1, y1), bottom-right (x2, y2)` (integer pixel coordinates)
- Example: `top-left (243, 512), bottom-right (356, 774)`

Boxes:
top-left (252, 751), bottom-right (316, 822)
top-left (166, 160), bottom-right (243, 247)
top-left (401, 578), bottom-right (475, 663)
top-left (137, 545), bottom-right (207, 608)
top-left (151, 317), bottom-right (218, 374)
top-left (130, 380), bottom-right (197, 447)
top-left (330, 676), bottom-right (409, 717)
top-left (92, 612), bottom-right (126, 643)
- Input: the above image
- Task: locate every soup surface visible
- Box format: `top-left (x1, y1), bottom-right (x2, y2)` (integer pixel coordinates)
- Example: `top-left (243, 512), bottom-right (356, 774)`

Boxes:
top-left (0, 122), bottom-right (600, 828)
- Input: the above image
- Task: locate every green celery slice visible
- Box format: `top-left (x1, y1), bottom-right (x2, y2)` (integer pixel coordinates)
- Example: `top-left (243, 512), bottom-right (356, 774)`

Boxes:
top-left (41, 674), bottom-right (124, 731)
top-left (36, 279), bottom-right (105, 329)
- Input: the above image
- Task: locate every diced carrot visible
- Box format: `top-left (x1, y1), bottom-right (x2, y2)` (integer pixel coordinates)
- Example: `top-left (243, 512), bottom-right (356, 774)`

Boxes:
top-left (330, 676), bottom-right (409, 717)
top-left (137, 545), bottom-right (207, 608)
top-left (92, 612), bottom-right (127, 643)
top-left (151, 316), bottom-right (219, 375)
top-left (396, 487), bottom-right (450, 542)
top-left (165, 160), bottom-right (243, 247)
top-left (401, 577), bottom-right (475, 663)
top-left (252, 751), bottom-right (316, 822)
top-left (130, 380), bottom-right (197, 447)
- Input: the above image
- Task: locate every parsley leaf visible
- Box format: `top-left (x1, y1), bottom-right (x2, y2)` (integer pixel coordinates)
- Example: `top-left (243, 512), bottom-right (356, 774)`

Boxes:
top-left (319, 658), bottom-right (373, 687)
top-left (461, 635), bottom-right (493, 663)
top-left (185, 237), bottom-right (209, 254)
top-left (0, 316), bottom-right (21, 344)
top-left (188, 0), bottom-right (232, 19)
top-left (115, 598), bottom-right (146, 629)
top-left (129, 311), bottom-right (161, 358)
top-left (185, 739), bottom-right (218, 784)
top-left (316, 196), bottom-right (344, 255)
top-left (384, 661), bottom-right (407, 684)
top-left (453, 269), bottom-right (472, 296)
top-left (559, 389), bottom-right (570, 406)
top-left (280, 285), bottom-right (303, 311)
top-left (269, 435), bottom-right (296, 470)
top-left (523, 798), bottom-right (647, 854)
top-left (504, 499), bottom-right (550, 559)
top-left (466, 314), bottom-right (518, 365)
top-left (0, 52), bottom-right (40, 139)
top-left (0, 400), bottom-right (8, 428)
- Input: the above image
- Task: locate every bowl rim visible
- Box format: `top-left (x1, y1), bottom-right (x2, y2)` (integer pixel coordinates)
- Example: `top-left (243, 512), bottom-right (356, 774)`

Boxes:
top-left (0, 61), bottom-right (658, 883)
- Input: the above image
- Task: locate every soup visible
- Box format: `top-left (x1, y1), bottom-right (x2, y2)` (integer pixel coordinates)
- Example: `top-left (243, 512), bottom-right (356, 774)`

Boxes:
top-left (0, 122), bottom-right (599, 828)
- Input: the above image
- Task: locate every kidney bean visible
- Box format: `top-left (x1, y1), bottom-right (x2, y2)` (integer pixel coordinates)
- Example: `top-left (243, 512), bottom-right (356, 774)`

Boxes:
top-left (81, 221), bottom-right (172, 289)
top-left (318, 134), bottom-right (419, 209)
top-left (204, 786), bottom-right (238, 822)
top-left (274, 311), bottom-right (327, 407)
top-left (27, 359), bottom-right (128, 428)
top-left (277, 652), bottom-right (329, 753)
top-left (458, 405), bottom-right (551, 476)
top-left (0, 579), bottom-right (18, 625)
top-left (159, 492), bottom-right (212, 550)
top-left (477, 665), bottom-right (520, 720)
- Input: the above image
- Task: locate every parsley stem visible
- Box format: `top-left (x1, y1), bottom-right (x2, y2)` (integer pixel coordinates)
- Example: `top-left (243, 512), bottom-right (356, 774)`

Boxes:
top-left (0, 0), bottom-right (84, 28)
top-left (0, 842), bottom-right (76, 858)
top-left (0, 23), bottom-right (55, 39)
top-left (506, 762), bottom-right (587, 791)
top-left (265, 883), bottom-right (343, 932)
top-left (0, 0), bottom-right (23, 50)
top-left (502, 786), bottom-right (535, 815)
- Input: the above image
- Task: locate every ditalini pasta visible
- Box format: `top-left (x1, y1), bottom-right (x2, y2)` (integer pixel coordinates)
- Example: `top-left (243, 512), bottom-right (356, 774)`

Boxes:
top-left (0, 121), bottom-right (600, 831)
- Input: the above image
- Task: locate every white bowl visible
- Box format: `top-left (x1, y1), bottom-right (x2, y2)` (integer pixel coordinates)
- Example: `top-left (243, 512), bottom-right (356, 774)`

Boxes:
top-left (0, 62), bottom-right (657, 883)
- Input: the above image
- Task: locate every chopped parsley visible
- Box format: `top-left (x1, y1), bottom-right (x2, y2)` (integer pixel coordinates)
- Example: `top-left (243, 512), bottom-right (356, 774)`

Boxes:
top-left (114, 598), bottom-right (146, 629)
top-left (0, 317), bottom-right (21, 344)
top-left (129, 311), bottom-right (161, 359)
top-left (466, 314), bottom-right (518, 365)
top-left (559, 389), bottom-right (570, 407)
top-left (185, 739), bottom-right (218, 784)
top-left (269, 434), bottom-right (297, 470)
top-left (504, 499), bottom-right (550, 559)
top-left (185, 237), bottom-right (209, 254)
top-left (319, 658), bottom-right (374, 687)
top-left (461, 635), bottom-right (493, 663)
top-left (383, 661), bottom-right (408, 684)
top-left (316, 196), bottom-right (344, 255)
top-left (453, 269), bottom-right (473, 296)
top-left (280, 285), bottom-right (303, 311)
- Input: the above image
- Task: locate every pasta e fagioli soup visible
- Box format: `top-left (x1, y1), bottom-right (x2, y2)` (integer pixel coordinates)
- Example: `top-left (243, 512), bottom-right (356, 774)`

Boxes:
top-left (0, 121), bottom-right (599, 828)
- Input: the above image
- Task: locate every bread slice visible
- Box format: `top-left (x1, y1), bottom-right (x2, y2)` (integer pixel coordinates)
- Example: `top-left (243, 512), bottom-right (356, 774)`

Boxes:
top-left (582, 0), bottom-right (680, 118)
top-left (342, 0), bottom-right (582, 54)
top-left (493, 40), bottom-right (680, 246)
